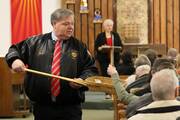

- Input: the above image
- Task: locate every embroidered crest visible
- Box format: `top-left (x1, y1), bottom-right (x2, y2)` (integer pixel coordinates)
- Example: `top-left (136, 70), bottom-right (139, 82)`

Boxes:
top-left (71, 50), bottom-right (78, 59)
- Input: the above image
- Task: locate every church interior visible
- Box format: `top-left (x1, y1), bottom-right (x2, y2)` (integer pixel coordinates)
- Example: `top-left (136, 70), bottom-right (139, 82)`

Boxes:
top-left (0, 0), bottom-right (180, 120)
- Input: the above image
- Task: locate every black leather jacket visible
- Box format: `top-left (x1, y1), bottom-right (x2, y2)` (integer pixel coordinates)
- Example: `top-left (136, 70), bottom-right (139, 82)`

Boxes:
top-left (6, 32), bottom-right (98, 105)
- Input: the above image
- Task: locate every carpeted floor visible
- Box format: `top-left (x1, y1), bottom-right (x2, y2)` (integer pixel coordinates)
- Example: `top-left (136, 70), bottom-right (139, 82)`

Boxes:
top-left (0, 92), bottom-right (114, 120)
top-left (0, 109), bottom-right (113, 120)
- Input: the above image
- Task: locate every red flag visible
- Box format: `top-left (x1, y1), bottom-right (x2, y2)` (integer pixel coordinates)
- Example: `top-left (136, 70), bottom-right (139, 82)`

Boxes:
top-left (11, 0), bottom-right (42, 44)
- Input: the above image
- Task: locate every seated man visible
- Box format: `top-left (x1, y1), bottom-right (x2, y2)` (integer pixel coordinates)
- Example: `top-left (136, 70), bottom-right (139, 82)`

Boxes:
top-left (128, 69), bottom-right (180, 120)
top-left (144, 48), bottom-right (157, 66)
top-left (125, 55), bottom-right (152, 96)
top-left (107, 58), bottom-right (179, 118)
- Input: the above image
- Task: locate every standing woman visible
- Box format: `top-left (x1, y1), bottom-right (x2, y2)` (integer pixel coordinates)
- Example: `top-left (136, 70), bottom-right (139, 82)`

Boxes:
top-left (95, 19), bottom-right (123, 76)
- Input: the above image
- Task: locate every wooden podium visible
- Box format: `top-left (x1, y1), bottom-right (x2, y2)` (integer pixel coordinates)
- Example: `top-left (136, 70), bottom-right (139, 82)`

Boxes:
top-left (0, 57), bottom-right (29, 117)
top-left (98, 45), bottom-right (122, 65)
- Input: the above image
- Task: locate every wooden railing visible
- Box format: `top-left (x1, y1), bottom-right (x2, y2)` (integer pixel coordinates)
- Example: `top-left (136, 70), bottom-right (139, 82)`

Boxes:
top-left (0, 57), bottom-right (29, 117)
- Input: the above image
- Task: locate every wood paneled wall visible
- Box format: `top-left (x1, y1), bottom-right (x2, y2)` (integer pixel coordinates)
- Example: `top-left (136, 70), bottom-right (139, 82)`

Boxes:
top-left (66, 0), bottom-right (116, 56)
top-left (65, 0), bottom-right (180, 54)
top-left (150, 0), bottom-right (180, 52)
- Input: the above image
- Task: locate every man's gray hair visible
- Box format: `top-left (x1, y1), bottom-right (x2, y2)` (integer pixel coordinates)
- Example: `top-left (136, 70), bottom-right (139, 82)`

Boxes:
top-left (167, 48), bottom-right (177, 60)
top-left (50, 8), bottom-right (74, 25)
top-left (134, 54), bottom-right (151, 68)
top-left (144, 48), bottom-right (157, 66)
top-left (150, 69), bottom-right (178, 100)
top-left (151, 57), bottom-right (175, 74)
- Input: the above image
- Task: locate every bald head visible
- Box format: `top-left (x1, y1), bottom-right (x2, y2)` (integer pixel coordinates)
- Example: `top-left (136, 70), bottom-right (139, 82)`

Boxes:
top-left (167, 48), bottom-right (177, 60)
top-left (150, 69), bottom-right (178, 100)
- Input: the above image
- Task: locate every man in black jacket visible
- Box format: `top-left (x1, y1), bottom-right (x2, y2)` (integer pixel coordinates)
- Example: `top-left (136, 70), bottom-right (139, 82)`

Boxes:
top-left (6, 8), bottom-right (98, 120)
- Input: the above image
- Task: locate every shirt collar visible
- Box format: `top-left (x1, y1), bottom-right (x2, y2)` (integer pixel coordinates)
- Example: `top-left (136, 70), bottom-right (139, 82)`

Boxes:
top-left (51, 31), bottom-right (58, 41)
top-left (139, 100), bottom-right (180, 111)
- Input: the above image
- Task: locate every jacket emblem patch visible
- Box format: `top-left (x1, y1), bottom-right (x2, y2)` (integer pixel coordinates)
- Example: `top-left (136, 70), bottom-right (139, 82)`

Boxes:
top-left (71, 50), bottom-right (78, 60)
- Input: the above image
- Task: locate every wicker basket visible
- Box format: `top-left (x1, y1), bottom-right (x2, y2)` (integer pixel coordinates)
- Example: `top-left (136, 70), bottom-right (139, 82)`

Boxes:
top-left (85, 76), bottom-right (115, 94)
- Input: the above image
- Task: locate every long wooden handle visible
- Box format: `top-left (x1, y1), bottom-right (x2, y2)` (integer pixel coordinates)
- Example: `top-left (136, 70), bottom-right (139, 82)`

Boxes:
top-left (110, 48), bottom-right (114, 66)
top-left (24, 68), bottom-right (87, 86)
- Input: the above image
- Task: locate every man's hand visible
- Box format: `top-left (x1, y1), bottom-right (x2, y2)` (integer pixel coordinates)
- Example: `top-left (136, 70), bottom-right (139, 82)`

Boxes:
top-left (69, 78), bottom-right (84, 89)
top-left (107, 64), bottom-right (118, 76)
top-left (11, 59), bottom-right (26, 72)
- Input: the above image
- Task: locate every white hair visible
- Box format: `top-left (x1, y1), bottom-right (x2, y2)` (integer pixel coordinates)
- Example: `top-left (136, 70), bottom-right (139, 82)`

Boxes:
top-left (103, 19), bottom-right (114, 28)
top-left (135, 65), bottom-right (151, 77)
top-left (150, 69), bottom-right (178, 100)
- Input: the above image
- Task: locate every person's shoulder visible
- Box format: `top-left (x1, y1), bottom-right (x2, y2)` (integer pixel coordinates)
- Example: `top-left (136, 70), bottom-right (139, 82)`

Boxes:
top-left (69, 36), bottom-right (86, 48)
top-left (25, 34), bottom-right (43, 43)
top-left (112, 31), bottom-right (120, 36)
top-left (70, 36), bottom-right (82, 44)
top-left (97, 32), bottom-right (105, 37)
top-left (70, 36), bottom-right (79, 41)
top-left (28, 32), bottom-right (51, 40)
top-left (26, 32), bottom-right (52, 44)
top-left (127, 93), bottom-right (152, 110)
top-left (126, 93), bottom-right (153, 118)
top-left (135, 93), bottom-right (153, 106)
top-left (112, 31), bottom-right (118, 34)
